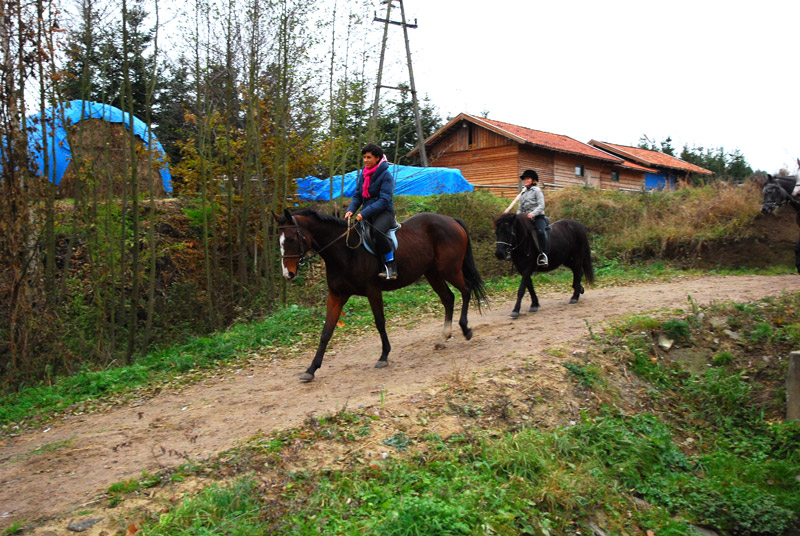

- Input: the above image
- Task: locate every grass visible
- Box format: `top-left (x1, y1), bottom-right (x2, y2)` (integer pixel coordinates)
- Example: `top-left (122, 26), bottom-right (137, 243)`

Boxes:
top-left (107, 470), bottom-right (163, 506)
top-left (134, 292), bottom-right (800, 536)
top-left (31, 437), bottom-right (74, 456)
top-left (0, 304), bottom-right (321, 428)
top-left (139, 478), bottom-right (264, 535)
top-left (138, 411), bottom-right (800, 535)
top-left (0, 261), bottom-right (790, 432)
top-left (2, 523), bottom-right (24, 536)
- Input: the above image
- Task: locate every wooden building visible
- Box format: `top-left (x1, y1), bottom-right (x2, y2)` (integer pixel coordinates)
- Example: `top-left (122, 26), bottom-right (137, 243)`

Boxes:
top-left (407, 113), bottom-right (656, 198)
top-left (589, 140), bottom-right (712, 190)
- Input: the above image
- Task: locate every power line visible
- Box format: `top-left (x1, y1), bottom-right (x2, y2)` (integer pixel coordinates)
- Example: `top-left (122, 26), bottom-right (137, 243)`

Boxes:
top-left (367, 0), bottom-right (428, 166)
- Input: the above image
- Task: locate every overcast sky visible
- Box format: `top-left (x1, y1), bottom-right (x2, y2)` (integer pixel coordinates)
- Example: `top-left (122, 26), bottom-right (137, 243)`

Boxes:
top-left (371, 0), bottom-right (798, 173)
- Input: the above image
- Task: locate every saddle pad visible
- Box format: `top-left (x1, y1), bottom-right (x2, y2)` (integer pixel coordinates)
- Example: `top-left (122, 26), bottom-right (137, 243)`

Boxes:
top-left (363, 223), bottom-right (401, 255)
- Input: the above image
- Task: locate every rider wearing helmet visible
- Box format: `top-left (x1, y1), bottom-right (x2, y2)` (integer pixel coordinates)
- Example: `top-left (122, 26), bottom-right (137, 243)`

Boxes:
top-left (517, 169), bottom-right (549, 266)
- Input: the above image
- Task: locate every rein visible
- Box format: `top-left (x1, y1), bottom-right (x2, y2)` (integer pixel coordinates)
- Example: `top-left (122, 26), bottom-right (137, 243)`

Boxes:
top-left (279, 216), bottom-right (362, 266)
top-left (495, 220), bottom-right (524, 255)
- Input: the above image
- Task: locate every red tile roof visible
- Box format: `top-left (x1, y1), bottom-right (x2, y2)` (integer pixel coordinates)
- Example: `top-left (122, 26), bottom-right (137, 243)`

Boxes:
top-left (475, 116), bottom-right (622, 163)
top-left (590, 140), bottom-right (712, 175)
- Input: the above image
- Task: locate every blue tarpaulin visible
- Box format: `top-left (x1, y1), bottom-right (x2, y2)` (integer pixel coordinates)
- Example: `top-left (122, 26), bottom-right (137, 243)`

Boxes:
top-left (296, 164), bottom-right (473, 201)
top-left (645, 172), bottom-right (674, 191)
top-left (25, 100), bottom-right (172, 193)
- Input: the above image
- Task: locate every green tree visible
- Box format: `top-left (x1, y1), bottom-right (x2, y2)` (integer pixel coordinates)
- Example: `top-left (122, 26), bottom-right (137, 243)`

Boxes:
top-left (680, 144), bottom-right (753, 182)
top-left (639, 135), bottom-right (675, 156)
top-left (152, 56), bottom-right (193, 167)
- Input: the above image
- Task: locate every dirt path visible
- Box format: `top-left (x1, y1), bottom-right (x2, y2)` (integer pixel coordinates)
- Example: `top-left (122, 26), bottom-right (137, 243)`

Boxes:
top-left (2, 274), bottom-right (799, 529)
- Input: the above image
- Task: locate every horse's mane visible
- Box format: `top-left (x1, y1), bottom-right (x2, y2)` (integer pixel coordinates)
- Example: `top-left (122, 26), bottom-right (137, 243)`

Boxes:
top-left (291, 208), bottom-right (346, 226)
top-left (495, 212), bottom-right (535, 242)
top-left (762, 174), bottom-right (798, 191)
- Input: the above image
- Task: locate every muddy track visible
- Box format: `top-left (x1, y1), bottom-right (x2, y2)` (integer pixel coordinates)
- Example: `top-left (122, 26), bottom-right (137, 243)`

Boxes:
top-left (1, 274), bottom-right (799, 529)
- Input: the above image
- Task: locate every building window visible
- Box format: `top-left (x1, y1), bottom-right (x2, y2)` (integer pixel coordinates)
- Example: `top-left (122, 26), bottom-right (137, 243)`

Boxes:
top-left (575, 165), bottom-right (584, 177)
top-left (611, 170), bottom-right (619, 182)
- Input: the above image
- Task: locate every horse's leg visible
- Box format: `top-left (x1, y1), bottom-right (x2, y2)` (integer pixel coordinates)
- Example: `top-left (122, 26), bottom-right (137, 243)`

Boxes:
top-left (794, 234), bottom-right (800, 275)
top-left (526, 274), bottom-right (540, 312)
top-left (569, 264), bottom-right (585, 303)
top-left (366, 291), bottom-right (391, 368)
top-left (457, 286), bottom-right (473, 341)
top-left (300, 292), bottom-right (349, 382)
top-left (510, 270), bottom-right (530, 318)
top-left (426, 276), bottom-right (455, 349)
top-left (445, 274), bottom-right (473, 340)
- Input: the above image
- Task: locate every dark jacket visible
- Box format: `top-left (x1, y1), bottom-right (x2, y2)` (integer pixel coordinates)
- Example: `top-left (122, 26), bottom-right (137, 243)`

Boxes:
top-left (346, 161), bottom-right (394, 220)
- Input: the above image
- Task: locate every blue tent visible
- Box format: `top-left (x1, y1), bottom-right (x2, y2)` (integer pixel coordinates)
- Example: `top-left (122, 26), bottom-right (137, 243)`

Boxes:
top-left (296, 164), bottom-right (473, 201)
top-left (25, 100), bottom-right (172, 193)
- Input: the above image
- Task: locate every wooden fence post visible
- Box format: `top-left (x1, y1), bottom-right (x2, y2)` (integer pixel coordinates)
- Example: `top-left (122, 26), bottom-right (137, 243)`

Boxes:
top-left (788, 351), bottom-right (800, 421)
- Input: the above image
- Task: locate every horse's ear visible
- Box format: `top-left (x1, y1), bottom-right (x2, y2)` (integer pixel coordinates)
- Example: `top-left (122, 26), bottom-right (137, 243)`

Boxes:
top-left (284, 208), bottom-right (293, 221)
top-left (272, 211), bottom-right (281, 223)
top-left (767, 174), bottom-right (775, 183)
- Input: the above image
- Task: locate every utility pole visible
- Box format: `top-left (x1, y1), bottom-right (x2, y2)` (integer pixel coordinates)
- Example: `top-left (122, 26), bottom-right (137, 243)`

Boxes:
top-left (367, 0), bottom-right (428, 167)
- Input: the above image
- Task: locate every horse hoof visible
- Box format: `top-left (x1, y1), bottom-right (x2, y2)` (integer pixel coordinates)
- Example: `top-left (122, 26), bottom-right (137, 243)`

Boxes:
top-left (375, 360), bottom-right (388, 369)
top-left (299, 372), bottom-right (314, 382)
top-left (434, 342), bottom-right (447, 350)
top-left (569, 298), bottom-right (578, 304)
top-left (509, 311), bottom-right (520, 319)
top-left (580, 286), bottom-right (585, 294)
top-left (528, 306), bottom-right (539, 313)
top-left (464, 328), bottom-right (473, 341)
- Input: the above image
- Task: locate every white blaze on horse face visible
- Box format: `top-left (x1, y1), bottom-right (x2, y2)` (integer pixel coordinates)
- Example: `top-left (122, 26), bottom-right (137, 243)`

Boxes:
top-left (792, 177), bottom-right (800, 198)
top-left (279, 232), bottom-right (290, 278)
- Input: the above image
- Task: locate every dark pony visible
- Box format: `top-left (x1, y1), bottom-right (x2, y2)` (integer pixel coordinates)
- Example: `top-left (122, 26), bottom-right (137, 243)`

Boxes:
top-left (276, 209), bottom-right (488, 381)
top-left (493, 213), bottom-right (594, 317)
top-left (760, 171), bottom-right (800, 274)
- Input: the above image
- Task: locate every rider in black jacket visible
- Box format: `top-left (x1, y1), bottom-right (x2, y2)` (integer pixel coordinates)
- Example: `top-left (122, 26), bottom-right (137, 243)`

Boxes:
top-left (345, 143), bottom-right (397, 279)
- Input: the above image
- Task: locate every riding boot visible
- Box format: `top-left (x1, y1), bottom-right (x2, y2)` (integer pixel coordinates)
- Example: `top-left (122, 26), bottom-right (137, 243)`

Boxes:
top-left (537, 231), bottom-right (550, 266)
top-left (380, 260), bottom-right (398, 280)
top-left (379, 251), bottom-right (398, 280)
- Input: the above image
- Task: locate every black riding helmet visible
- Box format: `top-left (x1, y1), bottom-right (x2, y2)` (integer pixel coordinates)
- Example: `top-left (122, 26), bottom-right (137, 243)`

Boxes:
top-left (520, 169), bottom-right (539, 182)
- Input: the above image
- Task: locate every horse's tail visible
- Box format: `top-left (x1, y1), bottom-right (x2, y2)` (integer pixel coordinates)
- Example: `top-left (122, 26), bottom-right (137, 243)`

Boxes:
top-left (579, 224), bottom-right (595, 284)
top-left (454, 217), bottom-right (489, 313)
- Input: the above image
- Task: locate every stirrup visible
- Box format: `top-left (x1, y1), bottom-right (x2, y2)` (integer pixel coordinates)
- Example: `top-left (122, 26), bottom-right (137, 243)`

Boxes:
top-left (379, 262), bottom-right (397, 280)
top-left (537, 253), bottom-right (549, 266)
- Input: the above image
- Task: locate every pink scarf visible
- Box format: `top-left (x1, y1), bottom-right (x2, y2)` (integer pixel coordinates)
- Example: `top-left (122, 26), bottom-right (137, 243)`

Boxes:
top-left (362, 155), bottom-right (387, 198)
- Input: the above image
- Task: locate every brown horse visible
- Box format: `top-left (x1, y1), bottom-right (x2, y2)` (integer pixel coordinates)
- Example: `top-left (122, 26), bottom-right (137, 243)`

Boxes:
top-left (276, 208), bottom-right (487, 382)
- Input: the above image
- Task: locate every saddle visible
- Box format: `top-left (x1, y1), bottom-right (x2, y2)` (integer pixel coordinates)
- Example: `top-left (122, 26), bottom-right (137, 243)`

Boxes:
top-left (360, 220), bottom-right (401, 256)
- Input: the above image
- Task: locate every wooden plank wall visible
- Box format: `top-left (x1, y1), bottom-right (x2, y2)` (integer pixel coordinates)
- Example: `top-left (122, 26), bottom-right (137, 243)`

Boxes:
top-left (604, 168), bottom-right (646, 191)
top-left (433, 145), bottom-right (520, 198)
top-left (518, 146), bottom-right (555, 184)
top-left (553, 154), bottom-right (591, 188)
top-left (428, 123), bottom-right (515, 158)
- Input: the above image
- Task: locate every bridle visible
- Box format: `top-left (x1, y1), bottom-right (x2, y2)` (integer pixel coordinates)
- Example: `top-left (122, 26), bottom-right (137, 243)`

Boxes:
top-left (278, 215), bottom-right (310, 263)
top-left (278, 215), bottom-right (363, 266)
top-left (762, 181), bottom-right (795, 214)
top-left (495, 221), bottom-right (520, 258)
